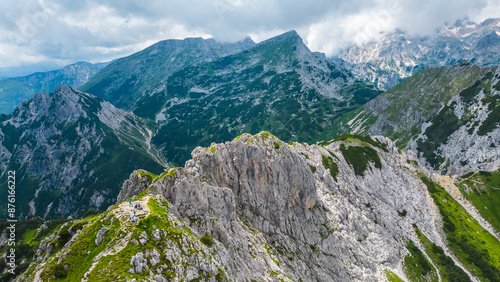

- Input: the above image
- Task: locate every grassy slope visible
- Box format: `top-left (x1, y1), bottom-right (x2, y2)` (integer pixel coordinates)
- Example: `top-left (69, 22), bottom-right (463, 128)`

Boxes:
top-left (0, 216), bottom-right (71, 281)
top-left (420, 175), bottom-right (500, 281)
top-left (457, 170), bottom-right (500, 234)
top-left (22, 196), bottom-right (223, 281)
top-left (333, 63), bottom-right (496, 148)
top-left (403, 240), bottom-right (438, 282)
top-left (414, 227), bottom-right (471, 282)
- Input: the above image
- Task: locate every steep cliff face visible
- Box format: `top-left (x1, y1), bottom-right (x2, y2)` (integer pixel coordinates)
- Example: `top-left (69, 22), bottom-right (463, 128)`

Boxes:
top-left (19, 132), bottom-right (500, 281)
top-left (145, 133), bottom-right (439, 281)
top-left (0, 86), bottom-right (165, 219)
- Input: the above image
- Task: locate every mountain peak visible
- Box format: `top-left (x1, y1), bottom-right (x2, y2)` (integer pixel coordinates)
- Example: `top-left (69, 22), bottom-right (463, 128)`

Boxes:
top-left (262, 30), bottom-right (302, 44)
top-left (281, 29), bottom-right (300, 37)
top-left (53, 84), bottom-right (72, 93)
top-left (252, 30), bottom-right (307, 57)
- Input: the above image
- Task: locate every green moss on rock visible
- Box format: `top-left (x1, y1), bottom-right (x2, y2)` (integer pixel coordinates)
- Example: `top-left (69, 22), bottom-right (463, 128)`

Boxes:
top-left (308, 164), bottom-right (317, 173)
top-left (321, 154), bottom-right (339, 181)
top-left (339, 144), bottom-right (382, 176)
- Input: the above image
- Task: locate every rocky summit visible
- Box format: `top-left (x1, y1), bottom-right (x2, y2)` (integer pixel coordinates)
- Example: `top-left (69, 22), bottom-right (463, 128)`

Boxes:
top-left (16, 132), bottom-right (500, 281)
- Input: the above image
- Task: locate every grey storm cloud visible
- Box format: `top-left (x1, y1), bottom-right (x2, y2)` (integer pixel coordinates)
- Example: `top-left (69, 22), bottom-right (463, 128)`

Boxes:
top-left (0, 0), bottom-right (496, 73)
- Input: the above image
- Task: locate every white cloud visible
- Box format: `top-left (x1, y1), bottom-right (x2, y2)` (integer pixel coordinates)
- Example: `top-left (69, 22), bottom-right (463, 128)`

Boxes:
top-left (0, 0), bottom-right (496, 75)
top-left (470, 0), bottom-right (500, 23)
top-left (391, 0), bottom-right (487, 36)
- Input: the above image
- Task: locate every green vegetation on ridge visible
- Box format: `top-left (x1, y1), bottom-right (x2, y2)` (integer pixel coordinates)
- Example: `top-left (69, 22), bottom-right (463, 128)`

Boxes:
top-left (385, 269), bottom-right (405, 282)
top-left (414, 226), bottom-right (471, 282)
top-left (339, 143), bottom-right (382, 177)
top-left (420, 175), bottom-right (500, 281)
top-left (403, 240), bottom-right (438, 282)
top-left (457, 170), bottom-right (500, 234)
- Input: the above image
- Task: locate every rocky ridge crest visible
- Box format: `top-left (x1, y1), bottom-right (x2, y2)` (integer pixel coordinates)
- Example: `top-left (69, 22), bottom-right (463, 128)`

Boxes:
top-left (20, 132), bottom-right (494, 281)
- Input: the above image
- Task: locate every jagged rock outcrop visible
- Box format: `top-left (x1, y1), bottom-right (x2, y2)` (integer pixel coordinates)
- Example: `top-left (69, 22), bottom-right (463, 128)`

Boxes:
top-left (95, 227), bottom-right (109, 246)
top-left (140, 133), bottom-right (444, 280)
top-left (117, 170), bottom-right (158, 203)
top-left (18, 132), bottom-right (500, 281)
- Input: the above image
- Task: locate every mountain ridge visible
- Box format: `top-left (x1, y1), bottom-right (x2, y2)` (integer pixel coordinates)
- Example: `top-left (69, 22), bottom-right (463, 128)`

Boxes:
top-left (0, 61), bottom-right (108, 115)
top-left (79, 36), bottom-right (257, 110)
top-left (14, 132), bottom-right (500, 281)
top-left (142, 30), bottom-right (379, 165)
top-left (0, 85), bottom-right (165, 219)
top-left (334, 62), bottom-right (500, 175)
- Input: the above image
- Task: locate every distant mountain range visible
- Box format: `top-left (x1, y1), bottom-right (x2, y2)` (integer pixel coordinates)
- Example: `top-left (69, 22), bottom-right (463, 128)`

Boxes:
top-left (339, 18), bottom-right (500, 90)
top-left (0, 61), bottom-right (108, 114)
top-left (1, 22), bottom-right (499, 221)
top-left (82, 30), bottom-right (380, 165)
top-left (1, 18), bottom-right (500, 282)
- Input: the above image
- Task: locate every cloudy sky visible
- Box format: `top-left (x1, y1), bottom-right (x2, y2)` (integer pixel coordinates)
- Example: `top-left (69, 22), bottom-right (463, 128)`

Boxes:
top-left (0, 0), bottom-right (499, 77)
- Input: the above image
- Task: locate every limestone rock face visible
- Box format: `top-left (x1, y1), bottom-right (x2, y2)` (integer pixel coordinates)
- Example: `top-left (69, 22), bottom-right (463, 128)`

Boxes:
top-left (117, 133), bottom-right (448, 281)
top-left (411, 67), bottom-right (500, 174)
top-left (130, 252), bottom-right (146, 274)
top-left (335, 63), bottom-right (499, 175)
top-left (117, 170), bottom-right (155, 203)
top-left (95, 227), bottom-right (109, 246)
